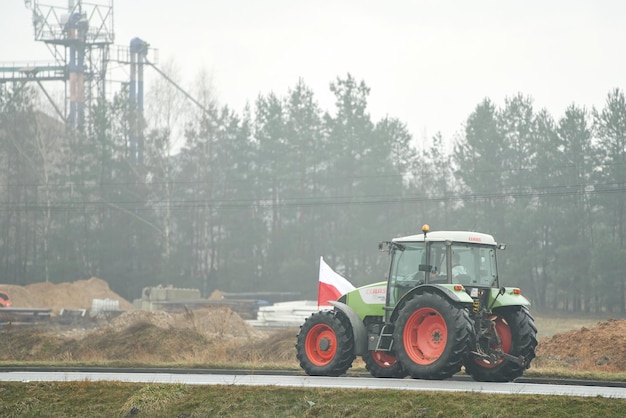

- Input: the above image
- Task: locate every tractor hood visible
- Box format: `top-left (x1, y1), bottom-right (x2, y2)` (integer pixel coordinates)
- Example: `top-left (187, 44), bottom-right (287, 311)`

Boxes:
top-left (341, 281), bottom-right (388, 319)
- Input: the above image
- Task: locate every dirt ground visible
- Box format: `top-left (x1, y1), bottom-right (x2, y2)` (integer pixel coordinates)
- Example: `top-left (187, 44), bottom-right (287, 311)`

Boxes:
top-left (1, 278), bottom-right (625, 373)
top-left (535, 318), bottom-right (626, 373)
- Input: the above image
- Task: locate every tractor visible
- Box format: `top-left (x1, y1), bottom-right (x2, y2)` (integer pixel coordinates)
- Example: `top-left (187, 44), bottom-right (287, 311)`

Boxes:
top-left (296, 225), bottom-right (537, 382)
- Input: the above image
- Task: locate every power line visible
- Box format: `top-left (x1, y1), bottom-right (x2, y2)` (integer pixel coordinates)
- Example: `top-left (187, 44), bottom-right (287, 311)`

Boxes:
top-left (3, 159), bottom-right (626, 190)
top-left (0, 182), bottom-right (623, 213)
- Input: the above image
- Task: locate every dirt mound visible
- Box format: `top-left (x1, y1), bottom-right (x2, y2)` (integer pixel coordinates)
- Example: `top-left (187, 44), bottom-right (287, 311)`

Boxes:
top-left (235, 328), bottom-right (298, 363)
top-left (0, 277), bottom-right (134, 314)
top-left (536, 318), bottom-right (626, 372)
top-left (107, 307), bottom-right (264, 340)
top-left (108, 310), bottom-right (176, 329)
top-left (0, 323), bottom-right (211, 363)
top-left (182, 306), bottom-right (263, 338)
top-left (0, 311), bottom-right (290, 365)
top-left (81, 322), bottom-right (211, 362)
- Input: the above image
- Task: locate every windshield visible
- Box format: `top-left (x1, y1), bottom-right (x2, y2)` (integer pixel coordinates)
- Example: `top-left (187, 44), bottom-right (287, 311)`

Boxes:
top-left (449, 244), bottom-right (498, 286)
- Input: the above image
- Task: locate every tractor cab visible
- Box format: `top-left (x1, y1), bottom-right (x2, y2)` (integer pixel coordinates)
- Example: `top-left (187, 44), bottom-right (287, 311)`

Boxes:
top-left (385, 225), bottom-right (503, 307)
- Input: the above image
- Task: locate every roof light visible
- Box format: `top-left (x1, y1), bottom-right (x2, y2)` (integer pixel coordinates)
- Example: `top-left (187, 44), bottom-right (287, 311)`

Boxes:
top-left (513, 288), bottom-right (521, 295)
top-left (454, 285), bottom-right (464, 291)
top-left (422, 224), bottom-right (430, 237)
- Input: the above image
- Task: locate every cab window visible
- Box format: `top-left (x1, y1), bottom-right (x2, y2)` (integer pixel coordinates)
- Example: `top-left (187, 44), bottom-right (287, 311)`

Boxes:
top-left (388, 243), bottom-right (426, 304)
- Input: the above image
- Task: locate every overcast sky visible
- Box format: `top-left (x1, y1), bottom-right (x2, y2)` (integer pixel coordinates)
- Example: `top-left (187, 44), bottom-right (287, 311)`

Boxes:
top-left (2, 1), bottom-right (626, 148)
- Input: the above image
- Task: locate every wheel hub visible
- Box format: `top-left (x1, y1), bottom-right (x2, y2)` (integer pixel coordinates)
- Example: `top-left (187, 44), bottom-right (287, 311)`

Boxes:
top-left (319, 337), bottom-right (331, 351)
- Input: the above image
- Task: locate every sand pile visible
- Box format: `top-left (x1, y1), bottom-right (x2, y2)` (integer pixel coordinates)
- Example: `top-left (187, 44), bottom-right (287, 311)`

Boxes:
top-left (0, 277), bottom-right (134, 313)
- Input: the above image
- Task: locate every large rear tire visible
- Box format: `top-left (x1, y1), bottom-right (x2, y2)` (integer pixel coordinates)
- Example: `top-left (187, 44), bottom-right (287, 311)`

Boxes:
top-left (296, 310), bottom-right (355, 376)
top-left (393, 292), bottom-right (471, 380)
top-left (464, 306), bottom-right (537, 382)
top-left (363, 350), bottom-right (407, 378)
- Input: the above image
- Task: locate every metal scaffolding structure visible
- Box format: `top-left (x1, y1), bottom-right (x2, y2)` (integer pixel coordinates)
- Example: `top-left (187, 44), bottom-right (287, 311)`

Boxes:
top-left (0, 1), bottom-right (155, 136)
top-left (2, 1), bottom-right (115, 130)
top-left (1, 1), bottom-right (170, 163)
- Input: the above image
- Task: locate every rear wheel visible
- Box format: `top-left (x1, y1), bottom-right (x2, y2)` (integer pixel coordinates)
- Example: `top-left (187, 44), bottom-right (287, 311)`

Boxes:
top-left (296, 310), bottom-right (355, 376)
top-left (464, 306), bottom-right (537, 382)
top-left (363, 350), bottom-right (407, 378)
top-left (393, 292), bottom-right (471, 380)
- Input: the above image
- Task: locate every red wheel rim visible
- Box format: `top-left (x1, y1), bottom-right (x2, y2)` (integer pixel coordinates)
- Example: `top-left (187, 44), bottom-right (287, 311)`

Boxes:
top-left (475, 314), bottom-right (511, 368)
top-left (305, 323), bottom-right (337, 366)
top-left (370, 351), bottom-right (398, 368)
top-left (403, 307), bottom-right (447, 365)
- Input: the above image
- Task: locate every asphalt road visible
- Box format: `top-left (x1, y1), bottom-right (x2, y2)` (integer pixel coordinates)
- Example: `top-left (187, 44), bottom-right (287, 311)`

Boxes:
top-left (1, 370), bottom-right (625, 398)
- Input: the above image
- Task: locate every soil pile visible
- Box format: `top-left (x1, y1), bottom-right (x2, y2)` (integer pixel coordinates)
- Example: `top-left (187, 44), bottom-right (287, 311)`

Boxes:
top-left (107, 306), bottom-right (264, 339)
top-left (536, 318), bottom-right (626, 372)
top-left (0, 277), bottom-right (134, 313)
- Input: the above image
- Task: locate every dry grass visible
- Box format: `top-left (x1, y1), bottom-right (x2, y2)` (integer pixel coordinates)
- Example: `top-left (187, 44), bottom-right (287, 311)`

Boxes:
top-left (2, 382), bottom-right (626, 417)
top-left (120, 383), bottom-right (189, 416)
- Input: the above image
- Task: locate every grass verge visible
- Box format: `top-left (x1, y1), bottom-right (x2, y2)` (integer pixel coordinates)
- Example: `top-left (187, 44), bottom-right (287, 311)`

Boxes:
top-left (1, 381), bottom-right (625, 418)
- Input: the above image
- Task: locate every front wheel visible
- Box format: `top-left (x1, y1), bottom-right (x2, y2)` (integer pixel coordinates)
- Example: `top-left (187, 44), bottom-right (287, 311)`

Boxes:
top-left (464, 306), bottom-right (537, 382)
top-left (393, 292), bottom-right (471, 380)
top-left (363, 350), bottom-right (407, 378)
top-left (295, 310), bottom-right (355, 376)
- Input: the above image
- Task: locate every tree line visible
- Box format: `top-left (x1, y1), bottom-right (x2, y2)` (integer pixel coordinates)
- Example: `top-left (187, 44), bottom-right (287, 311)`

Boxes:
top-left (1, 74), bottom-right (625, 313)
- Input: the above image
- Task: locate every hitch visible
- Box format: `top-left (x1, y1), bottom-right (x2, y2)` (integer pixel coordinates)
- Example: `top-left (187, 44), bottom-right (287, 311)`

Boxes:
top-left (470, 348), bottom-right (528, 368)
top-left (500, 352), bottom-right (528, 367)
top-left (472, 315), bottom-right (529, 368)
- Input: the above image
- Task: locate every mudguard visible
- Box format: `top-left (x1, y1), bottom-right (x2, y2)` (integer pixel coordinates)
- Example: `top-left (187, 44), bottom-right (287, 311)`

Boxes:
top-left (329, 300), bottom-right (368, 356)
top-left (489, 287), bottom-right (531, 308)
top-left (397, 283), bottom-right (474, 306)
top-left (391, 284), bottom-right (474, 322)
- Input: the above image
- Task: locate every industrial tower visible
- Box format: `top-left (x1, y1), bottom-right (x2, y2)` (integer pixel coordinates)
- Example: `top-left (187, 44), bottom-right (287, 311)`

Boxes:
top-left (0, 0), bottom-right (153, 148)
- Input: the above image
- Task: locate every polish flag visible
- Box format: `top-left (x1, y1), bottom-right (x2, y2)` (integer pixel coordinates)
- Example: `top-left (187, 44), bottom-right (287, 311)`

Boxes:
top-left (318, 256), bottom-right (356, 308)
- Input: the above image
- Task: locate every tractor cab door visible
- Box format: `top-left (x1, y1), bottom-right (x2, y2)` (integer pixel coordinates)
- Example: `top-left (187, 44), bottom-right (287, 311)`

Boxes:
top-left (386, 242), bottom-right (426, 309)
top-left (426, 242), bottom-right (449, 284)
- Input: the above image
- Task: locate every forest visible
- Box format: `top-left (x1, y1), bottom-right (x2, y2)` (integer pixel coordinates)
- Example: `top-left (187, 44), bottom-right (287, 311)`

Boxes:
top-left (0, 73), bottom-right (625, 314)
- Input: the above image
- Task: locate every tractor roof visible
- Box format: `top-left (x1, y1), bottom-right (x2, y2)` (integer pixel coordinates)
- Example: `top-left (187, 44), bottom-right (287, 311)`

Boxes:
top-left (392, 230), bottom-right (497, 246)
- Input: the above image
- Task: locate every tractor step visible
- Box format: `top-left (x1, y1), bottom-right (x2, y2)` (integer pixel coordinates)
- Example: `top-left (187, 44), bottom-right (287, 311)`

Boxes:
top-left (371, 324), bottom-right (394, 351)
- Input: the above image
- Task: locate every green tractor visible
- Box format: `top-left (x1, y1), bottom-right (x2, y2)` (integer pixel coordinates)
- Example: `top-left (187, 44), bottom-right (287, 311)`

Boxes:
top-left (296, 225), bottom-right (537, 382)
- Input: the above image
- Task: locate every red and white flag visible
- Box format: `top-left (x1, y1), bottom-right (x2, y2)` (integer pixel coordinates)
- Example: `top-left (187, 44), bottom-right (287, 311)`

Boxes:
top-left (318, 256), bottom-right (355, 308)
